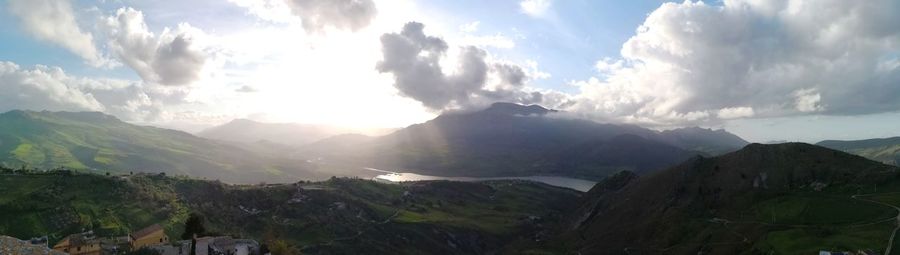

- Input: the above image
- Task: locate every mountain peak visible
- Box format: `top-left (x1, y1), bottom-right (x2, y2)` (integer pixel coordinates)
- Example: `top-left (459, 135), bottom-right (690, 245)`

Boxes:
top-left (482, 102), bottom-right (554, 116)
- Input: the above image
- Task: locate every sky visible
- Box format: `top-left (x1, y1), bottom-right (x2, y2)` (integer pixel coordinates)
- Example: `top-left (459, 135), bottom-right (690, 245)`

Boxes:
top-left (0, 0), bottom-right (899, 143)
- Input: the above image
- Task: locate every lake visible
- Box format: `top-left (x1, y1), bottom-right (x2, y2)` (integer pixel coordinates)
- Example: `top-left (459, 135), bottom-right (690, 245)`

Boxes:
top-left (365, 168), bottom-right (597, 192)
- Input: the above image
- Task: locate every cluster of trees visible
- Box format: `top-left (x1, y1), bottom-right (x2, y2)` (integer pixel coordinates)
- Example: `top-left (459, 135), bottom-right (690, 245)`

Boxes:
top-left (0, 165), bottom-right (73, 175)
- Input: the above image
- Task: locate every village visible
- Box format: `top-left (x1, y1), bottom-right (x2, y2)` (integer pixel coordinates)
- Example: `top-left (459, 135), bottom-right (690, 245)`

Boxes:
top-left (0, 223), bottom-right (263, 255)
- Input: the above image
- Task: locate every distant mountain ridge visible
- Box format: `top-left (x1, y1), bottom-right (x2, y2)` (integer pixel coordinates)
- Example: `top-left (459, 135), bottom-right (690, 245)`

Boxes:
top-left (306, 102), bottom-right (749, 180)
top-left (198, 119), bottom-right (337, 146)
top-left (0, 110), bottom-right (326, 183)
top-left (818, 137), bottom-right (900, 165)
top-left (660, 126), bottom-right (750, 155)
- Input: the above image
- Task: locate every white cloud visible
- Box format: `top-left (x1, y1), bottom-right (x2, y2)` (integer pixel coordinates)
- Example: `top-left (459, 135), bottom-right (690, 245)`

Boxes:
top-left (0, 62), bottom-right (104, 112)
top-left (524, 60), bottom-right (551, 80)
top-left (520, 0), bottom-right (552, 18)
top-left (717, 107), bottom-right (755, 119)
top-left (793, 88), bottom-right (823, 112)
top-left (459, 21), bottom-right (480, 33)
top-left (377, 22), bottom-right (569, 111)
top-left (285, 0), bottom-right (377, 32)
top-left (568, 0), bottom-right (900, 125)
top-left (102, 8), bottom-right (208, 86)
top-left (0, 61), bottom-right (184, 122)
top-left (229, 0), bottom-right (377, 33)
top-left (7, 0), bottom-right (110, 67)
top-left (595, 57), bottom-right (625, 74)
top-left (228, 0), bottom-right (296, 23)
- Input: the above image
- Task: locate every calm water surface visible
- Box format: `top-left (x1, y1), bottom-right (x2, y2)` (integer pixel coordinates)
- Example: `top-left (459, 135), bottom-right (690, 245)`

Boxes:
top-left (365, 168), bottom-right (597, 192)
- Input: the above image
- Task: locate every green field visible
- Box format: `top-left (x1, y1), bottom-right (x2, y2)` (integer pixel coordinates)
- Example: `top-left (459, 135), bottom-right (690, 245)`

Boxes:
top-left (753, 195), bottom-right (896, 225)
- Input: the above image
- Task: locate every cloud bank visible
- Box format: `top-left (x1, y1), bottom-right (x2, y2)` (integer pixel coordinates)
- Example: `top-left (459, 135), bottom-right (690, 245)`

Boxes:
top-left (0, 61), bottom-right (185, 121)
top-left (569, 0), bottom-right (900, 125)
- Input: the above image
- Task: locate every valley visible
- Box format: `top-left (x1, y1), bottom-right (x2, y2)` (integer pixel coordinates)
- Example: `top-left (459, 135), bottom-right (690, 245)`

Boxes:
top-left (3, 107), bottom-right (900, 254)
top-left (0, 167), bottom-right (580, 254)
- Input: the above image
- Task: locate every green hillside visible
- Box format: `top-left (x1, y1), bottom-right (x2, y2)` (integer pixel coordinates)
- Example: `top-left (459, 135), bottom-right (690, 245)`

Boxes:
top-left (818, 137), bottom-right (900, 166)
top-left (0, 110), bottom-right (326, 183)
top-left (537, 143), bottom-right (900, 254)
top-left (0, 169), bottom-right (579, 254)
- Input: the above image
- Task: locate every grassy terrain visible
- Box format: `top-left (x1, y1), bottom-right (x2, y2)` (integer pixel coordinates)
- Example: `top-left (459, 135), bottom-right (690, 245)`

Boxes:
top-left (818, 137), bottom-right (900, 166)
top-left (549, 143), bottom-right (900, 255)
top-left (0, 170), bottom-right (580, 254)
top-left (754, 224), bottom-right (893, 254)
top-left (752, 194), bottom-right (895, 225)
top-left (0, 110), bottom-right (329, 183)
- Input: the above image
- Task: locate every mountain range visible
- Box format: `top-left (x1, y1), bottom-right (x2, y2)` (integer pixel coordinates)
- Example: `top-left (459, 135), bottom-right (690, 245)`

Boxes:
top-left (197, 119), bottom-right (396, 147)
top-left (0, 110), bottom-right (329, 183)
top-left (0, 103), bottom-right (751, 182)
top-left (304, 102), bottom-right (750, 180)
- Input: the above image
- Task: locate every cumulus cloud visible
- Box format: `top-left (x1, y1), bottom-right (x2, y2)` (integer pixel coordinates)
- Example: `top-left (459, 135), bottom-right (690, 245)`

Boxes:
top-left (0, 62), bottom-right (104, 112)
top-left (569, 0), bottom-right (900, 125)
top-left (230, 0), bottom-right (377, 32)
top-left (0, 61), bottom-right (183, 121)
top-left (7, 0), bottom-right (108, 67)
top-left (285, 0), bottom-right (377, 32)
top-left (102, 8), bottom-right (208, 86)
top-left (377, 22), bottom-right (567, 111)
top-left (793, 89), bottom-right (823, 113)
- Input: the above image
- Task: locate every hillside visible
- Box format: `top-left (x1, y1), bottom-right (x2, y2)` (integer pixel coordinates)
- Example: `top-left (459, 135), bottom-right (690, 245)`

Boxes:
top-left (198, 119), bottom-right (341, 146)
top-left (305, 102), bottom-right (747, 180)
top-left (0, 110), bottom-right (328, 183)
top-left (661, 127), bottom-right (750, 155)
top-left (543, 143), bottom-right (900, 254)
top-left (198, 119), bottom-right (395, 147)
top-left (818, 137), bottom-right (900, 165)
top-left (0, 170), bottom-right (580, 254)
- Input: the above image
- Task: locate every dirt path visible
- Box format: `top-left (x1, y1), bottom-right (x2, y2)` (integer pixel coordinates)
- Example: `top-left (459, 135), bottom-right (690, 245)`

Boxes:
top-left (853, 194), bottom-right (900, 255)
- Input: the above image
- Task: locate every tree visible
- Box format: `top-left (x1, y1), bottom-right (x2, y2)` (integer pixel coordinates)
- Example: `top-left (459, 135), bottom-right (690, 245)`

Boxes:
top-left (181, 213), bottom-right (206, 240)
